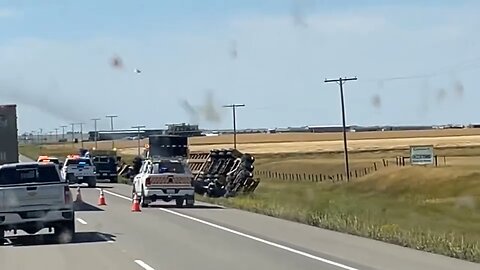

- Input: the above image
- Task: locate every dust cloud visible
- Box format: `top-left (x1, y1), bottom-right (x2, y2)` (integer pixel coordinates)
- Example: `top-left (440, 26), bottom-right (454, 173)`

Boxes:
top-left (291, 0), bottom-right (314, 28)
top-left (229, 40), bottom-right (238, 59)
top-left (179, 90), bottom-right (222, 124)
top-left (453, 80), bottom-right (464, 97)
top-left (0, 79), bottom-right (87, 122)
top-left (371, 94), bottom-right (381, 109)
top-left (436, 88), bottom-right (447, 102)
top-left (110, 55), bottom-right (123, 69)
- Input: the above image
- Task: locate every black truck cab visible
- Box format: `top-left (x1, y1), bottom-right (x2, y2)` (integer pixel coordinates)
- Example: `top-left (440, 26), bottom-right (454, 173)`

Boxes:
top-left (89, 150), bottom-right (119, 183)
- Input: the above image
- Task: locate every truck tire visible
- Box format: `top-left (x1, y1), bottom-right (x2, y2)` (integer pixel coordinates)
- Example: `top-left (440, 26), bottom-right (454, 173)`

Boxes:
top-left (54, 219), bottom-right (75, 244)
top-left (67, 173), bottom-right (75, 184)
top-left (109, 176), bottom-right (118, 183)
top-left (175, 198), bottom-right (184, 207)
top-left (87, 177), bottom-right (97, 188)
top-left (0, 228), bottom-right (4, 245)
top-left (185, 196), bottom-right (195, 207)
top-left (140, 188), bottom-right (149, 208)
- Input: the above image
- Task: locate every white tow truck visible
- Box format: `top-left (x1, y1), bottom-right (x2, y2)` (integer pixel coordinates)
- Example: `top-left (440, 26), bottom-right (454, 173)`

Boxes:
top-left (132, 135), bottom-right (195, 207)
top-left (61, 155), bottom-right (97, 188)
top-left (132, 158), bottom-right (195, 207)
top-left (0, 162), bottom-right (75, 243)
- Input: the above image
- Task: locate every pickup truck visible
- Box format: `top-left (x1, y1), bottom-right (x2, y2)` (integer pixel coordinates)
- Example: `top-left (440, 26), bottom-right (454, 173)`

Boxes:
top-left (61, 155), bottom-right (96, 188)
top-left (0, 162), bottom-right (75, 244)
top-left (132, 158), bottom-right (195, 208)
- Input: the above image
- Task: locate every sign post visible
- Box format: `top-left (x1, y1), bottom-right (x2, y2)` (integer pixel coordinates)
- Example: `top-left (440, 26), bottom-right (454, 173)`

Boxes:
top-left (410, 145), bottom-right (434, 165)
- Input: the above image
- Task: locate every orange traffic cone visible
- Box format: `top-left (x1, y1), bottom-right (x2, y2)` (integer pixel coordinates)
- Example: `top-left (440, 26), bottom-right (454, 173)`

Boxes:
top-left (75, 187), bottom-right (82, 203)
top-left (98, 188), bottom-right (107, 206)
top-left (131, 193), bottom-right (141, 212)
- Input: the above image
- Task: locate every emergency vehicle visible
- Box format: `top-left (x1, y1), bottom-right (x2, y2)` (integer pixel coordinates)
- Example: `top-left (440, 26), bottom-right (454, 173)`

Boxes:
top-left (37, 155), bottom-right (61, 168)
top-left (132, 135), bottom-right (195, 207)
top-left (61, 154), bottom-right (97, 187)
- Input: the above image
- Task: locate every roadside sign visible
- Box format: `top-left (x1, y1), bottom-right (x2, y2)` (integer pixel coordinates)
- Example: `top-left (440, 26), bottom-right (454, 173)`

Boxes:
top-left (410, 145), bottom-right (434, 165)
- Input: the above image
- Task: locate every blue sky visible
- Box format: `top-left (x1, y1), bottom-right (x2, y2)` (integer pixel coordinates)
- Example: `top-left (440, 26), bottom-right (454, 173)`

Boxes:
top-left (0, 0), bottom-right (479, 133)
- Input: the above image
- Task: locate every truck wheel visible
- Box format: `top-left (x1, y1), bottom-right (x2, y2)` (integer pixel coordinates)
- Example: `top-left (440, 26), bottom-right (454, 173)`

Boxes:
top-left (67, 174), bottom-right (75, 184)
top-left (0, 228), bottom-right (5, 245)
top-left (186, 197), bottom-right (195, 207)
top-left (54, 219), bottom-right (75, 244)
top-left (175, 198), bottom-right (184, 207)
top-left (87, 177), bottom-right (97, 188)
top-left (140, 188), bottom-right (149, 208)
top-left (109, 176), bottom-right (118, 183)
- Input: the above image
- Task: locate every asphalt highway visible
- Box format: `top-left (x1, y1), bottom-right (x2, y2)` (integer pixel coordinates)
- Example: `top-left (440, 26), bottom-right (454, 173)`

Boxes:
top-left (1, 156), bottom-right (478, 270)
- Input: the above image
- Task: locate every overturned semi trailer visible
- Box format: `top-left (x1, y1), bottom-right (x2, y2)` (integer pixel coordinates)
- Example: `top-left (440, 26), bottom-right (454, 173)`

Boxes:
top-left (188, 148), bottom-right (260, 197)
top-left (118, 135), bottom-right (260, 198)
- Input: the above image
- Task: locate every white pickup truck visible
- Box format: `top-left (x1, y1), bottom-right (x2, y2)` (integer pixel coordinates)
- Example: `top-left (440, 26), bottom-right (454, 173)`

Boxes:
top-left (0, 162), bottom-right (75, 244)
top-left (61, 155), bottom-right (96, 188)
top-left (132, 158), bottom-right (195, 208)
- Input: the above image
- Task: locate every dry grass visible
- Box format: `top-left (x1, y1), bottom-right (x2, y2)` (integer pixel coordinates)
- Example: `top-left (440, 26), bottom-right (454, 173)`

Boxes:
top-left (202, 165), bottom-right (480, 262)
top-left (188, 128), bottom-right (480, 145)
top-left (38, 128), bottom-right (480, 156)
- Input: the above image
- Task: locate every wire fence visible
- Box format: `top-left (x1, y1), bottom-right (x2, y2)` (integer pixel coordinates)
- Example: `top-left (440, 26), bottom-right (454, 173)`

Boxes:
top-left (256, 156), bottom-right (447, 182)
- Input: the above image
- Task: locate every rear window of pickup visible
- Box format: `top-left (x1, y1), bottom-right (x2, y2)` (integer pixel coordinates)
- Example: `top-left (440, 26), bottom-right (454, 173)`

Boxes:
top-left (0, 165), bottom-right (61, 185)
top-left (65, 158), bottom-right (92, 166)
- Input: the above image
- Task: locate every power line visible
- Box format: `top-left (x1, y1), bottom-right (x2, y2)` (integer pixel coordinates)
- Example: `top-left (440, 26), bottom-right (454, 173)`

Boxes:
top-left (324, 76), bottom-right (357, 182)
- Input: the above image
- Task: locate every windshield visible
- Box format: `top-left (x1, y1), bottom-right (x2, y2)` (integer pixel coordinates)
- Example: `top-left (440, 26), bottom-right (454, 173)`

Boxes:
top-left (153, 161), bottom-right (186, 174)
top-left (66, 158), bottom-right (92, 166)
top-left (0, 165), bottom-right (61, 185)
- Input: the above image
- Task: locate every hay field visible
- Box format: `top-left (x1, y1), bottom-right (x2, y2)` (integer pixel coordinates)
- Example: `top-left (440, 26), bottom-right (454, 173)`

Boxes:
top-left (115, 129), bottom-right (480, 155)
top-left (37, 128), bottom-right (480, 156)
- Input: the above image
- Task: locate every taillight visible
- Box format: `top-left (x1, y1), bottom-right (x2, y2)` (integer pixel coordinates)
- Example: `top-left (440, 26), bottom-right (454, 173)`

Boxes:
top-left (64, 185), bottom-right (72, 204)
top-left (145, 177), bottom-right (151, 187)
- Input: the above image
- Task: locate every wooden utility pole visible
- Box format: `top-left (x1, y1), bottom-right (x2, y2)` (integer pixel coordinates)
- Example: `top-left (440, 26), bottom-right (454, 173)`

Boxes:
top-left (222, 104), bottom-right (245, 149)
top-left (324, 77), bottom-right (357, 182)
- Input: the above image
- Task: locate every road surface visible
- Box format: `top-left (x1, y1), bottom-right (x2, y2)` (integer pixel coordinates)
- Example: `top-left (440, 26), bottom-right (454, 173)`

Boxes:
top-left (1, 156), bottom-right (478, 270)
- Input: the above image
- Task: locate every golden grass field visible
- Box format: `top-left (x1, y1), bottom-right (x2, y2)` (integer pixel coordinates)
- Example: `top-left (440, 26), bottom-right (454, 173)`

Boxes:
top-left (63, 128), bottom-right (480, 155)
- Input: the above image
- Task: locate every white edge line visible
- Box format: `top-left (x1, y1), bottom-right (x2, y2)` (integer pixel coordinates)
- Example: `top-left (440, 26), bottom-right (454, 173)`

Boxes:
top-left (76, 218), bottom-right (88, 225)
top-left (102, 189), bottom-right (358, 270)
top-left (97, 233), bottom-right (114, 244)
top-left (100, 188), bottom-right (132, 201)
top-left (134, 259), bottom-right (155, 270)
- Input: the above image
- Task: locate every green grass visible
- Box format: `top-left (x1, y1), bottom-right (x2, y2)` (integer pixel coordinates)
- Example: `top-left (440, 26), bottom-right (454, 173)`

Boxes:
top-left (19, 143), bottom-right (480, 262)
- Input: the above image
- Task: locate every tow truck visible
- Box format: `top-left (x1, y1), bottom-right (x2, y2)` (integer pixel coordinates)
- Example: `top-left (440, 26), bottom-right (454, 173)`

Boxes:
top-left (61, 154), bottom-right (97, 188)
top-left (132, 135), bottom-right (195, 207)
